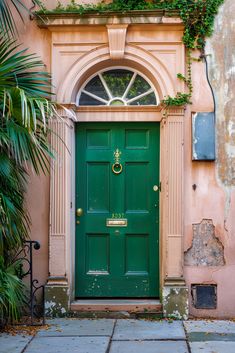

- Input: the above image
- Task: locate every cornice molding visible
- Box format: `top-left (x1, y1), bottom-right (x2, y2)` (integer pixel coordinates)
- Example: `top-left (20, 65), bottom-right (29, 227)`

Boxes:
top-left (36, 10), bottom-right (182, 29)
top-left (60, 105), bottom-right (185, 115)
top-left (64, 104), bottom-right (162, 113)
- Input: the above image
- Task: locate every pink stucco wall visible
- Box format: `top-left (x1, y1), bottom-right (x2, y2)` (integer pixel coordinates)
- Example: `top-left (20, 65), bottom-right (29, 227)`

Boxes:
top-left (183, 0), bottom-right (235, 318)
top-left (18, 0), bottom-right (235, 317)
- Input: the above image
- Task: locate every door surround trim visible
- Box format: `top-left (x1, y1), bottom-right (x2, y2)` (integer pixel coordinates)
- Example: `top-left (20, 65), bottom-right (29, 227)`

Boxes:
top-left (47, 106), bottom-right (185, 305)
top-left (44, 19), bottom-right (188, 317)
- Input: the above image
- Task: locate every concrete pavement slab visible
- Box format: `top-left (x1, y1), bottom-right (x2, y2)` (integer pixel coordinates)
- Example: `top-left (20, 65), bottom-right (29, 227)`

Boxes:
top-left (189, 341), bottom-right (235, 353)
top-left (185, 320), bottom-right (235, 353)
top-left (110, 340), bottom-right (189, 353)
top-left (37, 318), bottom-right (115, 337)
top-left (187, 332), bottom-right (235, 342)
top-left (0, 333), bottom-right (33, 353)
top-left (24, 336), bottom-right (110, 353)
top-left (113, 319), bottom-right (186, 340)
top-left (184, 320), bottom-right (235, 334)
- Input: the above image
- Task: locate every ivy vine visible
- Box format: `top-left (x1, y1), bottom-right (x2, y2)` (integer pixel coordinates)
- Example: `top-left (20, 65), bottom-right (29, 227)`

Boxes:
top-left (36, 0), bottom-right (224, 107)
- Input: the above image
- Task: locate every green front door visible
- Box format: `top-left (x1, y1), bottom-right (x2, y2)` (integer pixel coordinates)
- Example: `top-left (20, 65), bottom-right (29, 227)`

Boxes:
top-left (75, 123), bottom-right (160, 297)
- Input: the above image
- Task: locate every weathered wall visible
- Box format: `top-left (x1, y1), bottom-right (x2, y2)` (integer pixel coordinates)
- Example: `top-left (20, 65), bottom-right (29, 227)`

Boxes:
top-left (18, 0), bottom-right (235, 317)
top-left (184, 0), bottom-right (235, 318)
top-left (208, 0), bottom-right (235, 187)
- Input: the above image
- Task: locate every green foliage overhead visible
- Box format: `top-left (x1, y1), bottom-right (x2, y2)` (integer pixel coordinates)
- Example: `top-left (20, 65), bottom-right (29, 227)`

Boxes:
top-left (37, 0), bottom-right (225, 49)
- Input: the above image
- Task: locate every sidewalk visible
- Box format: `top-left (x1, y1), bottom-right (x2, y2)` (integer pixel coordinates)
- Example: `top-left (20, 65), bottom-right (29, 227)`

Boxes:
top-left (1, 318), bottom-right (235, 353)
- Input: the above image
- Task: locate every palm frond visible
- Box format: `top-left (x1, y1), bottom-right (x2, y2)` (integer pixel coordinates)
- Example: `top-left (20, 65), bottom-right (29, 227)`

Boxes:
top-left (0, 35), bottom-right (52, 98)
top-left (0, 256), bottom-right (26, 322)
top-left (0, 33), bottom-right (60, 173)
top-left (0, 32), bottom-right (59, 254)
top-left (0, 0), bottom-right (45, 37)
top-left (0, 0), bottom-right (27, 36)
top-left (0, 154), bottom-right (29, 253)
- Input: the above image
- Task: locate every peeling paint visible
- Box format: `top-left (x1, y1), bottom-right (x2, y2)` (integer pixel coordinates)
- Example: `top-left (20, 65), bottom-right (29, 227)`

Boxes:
top-left (45, 285), bottom-right (69, 317)
top-left (163, 287), bottom-right (189, 320)
top-left (207, 0), bottom-right (235, 188)
top-left (224, 187), bottom-right (232, 227)
top-left (184, 219), bottom-right (225, 266)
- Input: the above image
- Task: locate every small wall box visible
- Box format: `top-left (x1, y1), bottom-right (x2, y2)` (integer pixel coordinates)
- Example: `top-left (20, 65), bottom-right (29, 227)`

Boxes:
top-left (191, 284), bottom-right (217, 309)
top-left (192, 112), bottom-right (216, 161)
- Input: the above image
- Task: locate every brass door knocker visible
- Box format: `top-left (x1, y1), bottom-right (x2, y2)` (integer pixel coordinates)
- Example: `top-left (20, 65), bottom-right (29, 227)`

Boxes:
top-left (112, 148), bottom-right (122, 175)
top-left (112, 162), bottom-right (123, 174)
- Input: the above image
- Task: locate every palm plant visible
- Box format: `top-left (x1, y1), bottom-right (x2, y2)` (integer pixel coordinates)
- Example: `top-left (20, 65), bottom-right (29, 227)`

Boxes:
top-left (0, 1), bottom-right (58, 322)
top-left (0, 33), bottom-right (57, 252)
top-left (0, 0), bottom-right (43, 36)
top-left (0, 257), bottom-right (26, 324)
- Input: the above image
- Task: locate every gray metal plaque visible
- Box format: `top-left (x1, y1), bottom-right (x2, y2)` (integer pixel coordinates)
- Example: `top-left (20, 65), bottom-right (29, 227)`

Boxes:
top-left (192, 112), bottom-right (216, 161)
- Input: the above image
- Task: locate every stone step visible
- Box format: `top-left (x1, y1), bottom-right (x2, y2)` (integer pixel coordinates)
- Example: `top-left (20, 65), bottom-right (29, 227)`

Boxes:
top-left (70, 299), bottom-right (162, 318)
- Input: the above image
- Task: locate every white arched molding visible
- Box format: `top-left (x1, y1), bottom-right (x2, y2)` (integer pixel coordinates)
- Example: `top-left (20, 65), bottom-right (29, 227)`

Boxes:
top-left (57, 44), bottom-right (175, 104)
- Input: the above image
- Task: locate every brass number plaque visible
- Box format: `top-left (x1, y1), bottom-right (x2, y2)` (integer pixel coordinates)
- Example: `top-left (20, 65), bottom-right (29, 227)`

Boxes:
top-left (106, 219), bottom-right (128, 227)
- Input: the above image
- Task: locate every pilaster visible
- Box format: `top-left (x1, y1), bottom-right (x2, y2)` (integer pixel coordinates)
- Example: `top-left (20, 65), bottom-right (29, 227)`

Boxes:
top-left (161, 107), bottom-right (188, 319)
top-left (45, 117), bottom-right (74, 316)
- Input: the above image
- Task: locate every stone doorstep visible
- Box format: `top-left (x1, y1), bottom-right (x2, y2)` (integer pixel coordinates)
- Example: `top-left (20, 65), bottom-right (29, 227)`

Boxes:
top-left (70, 299), bottom-right (162, 313)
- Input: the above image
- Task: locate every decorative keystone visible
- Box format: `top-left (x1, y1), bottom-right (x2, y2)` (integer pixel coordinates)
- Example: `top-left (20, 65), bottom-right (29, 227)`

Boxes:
top-left (107, 25), bottom-right (128, 59)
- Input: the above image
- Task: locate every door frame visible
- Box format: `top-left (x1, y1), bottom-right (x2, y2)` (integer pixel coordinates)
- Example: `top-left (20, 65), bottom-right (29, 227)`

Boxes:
top-left (47, 105), bottom-right (185, 305)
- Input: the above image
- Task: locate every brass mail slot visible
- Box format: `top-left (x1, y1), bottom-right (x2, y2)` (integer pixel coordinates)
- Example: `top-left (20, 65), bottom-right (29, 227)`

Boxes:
top-left (106, 219), bottom-right (128, 227)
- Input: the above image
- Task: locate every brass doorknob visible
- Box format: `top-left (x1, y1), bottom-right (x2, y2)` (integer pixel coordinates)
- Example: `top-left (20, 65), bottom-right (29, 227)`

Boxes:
top-left (76, 208), bottom-right (83, 217)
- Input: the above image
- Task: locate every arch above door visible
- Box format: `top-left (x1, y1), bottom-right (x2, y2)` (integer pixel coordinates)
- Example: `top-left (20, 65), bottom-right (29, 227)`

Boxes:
top-left (56, 44), bottom-right (176, 105)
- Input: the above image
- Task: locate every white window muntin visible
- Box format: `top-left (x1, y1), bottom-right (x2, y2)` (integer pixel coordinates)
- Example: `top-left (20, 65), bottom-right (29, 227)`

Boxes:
top-left (76, 67), bottom-right (159, 106)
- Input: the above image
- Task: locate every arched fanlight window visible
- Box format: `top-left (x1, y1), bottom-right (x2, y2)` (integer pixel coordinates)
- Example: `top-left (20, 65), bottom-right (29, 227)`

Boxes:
top-left (77, 69), bottom-right (159, 106)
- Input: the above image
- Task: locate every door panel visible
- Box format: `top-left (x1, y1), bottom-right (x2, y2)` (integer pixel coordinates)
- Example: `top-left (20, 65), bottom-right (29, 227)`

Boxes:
top-left (125, 129), bottom-right (149, 149)
top-left (125, 162), bottom-right (149, 211)
top-left (86, 233), bottom-right (110, 274)
top-left (125, 234), bottom-right (149, 274)
top-left (75, 123), bottom-right (160, 297)
top-left (87, 162), bottom-right (110, 212)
